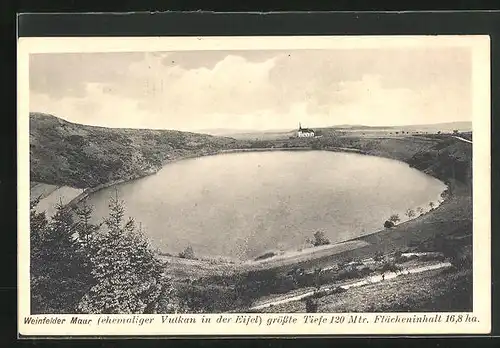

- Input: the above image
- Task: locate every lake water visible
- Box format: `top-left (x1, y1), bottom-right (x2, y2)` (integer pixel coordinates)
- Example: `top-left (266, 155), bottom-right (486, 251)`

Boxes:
top-left (85, 151), bottom-right (446, 260)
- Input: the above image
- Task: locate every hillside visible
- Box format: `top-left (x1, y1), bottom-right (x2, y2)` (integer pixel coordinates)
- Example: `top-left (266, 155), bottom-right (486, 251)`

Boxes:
top-left (29, 113), bottom-right (243, 188)
top-left (28, 113), bottom-right (474, 313)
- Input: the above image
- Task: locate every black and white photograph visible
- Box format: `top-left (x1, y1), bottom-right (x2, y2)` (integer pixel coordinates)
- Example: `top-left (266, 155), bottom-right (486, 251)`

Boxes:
top-left (18, 35), bottom-right (491, 336)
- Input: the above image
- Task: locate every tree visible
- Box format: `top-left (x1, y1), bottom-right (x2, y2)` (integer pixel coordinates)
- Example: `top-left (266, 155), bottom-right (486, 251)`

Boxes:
top-left (30, 195), bottom-right (48, 253)
top-left (384, 220), bottom-right (395, 229)
top-left (416, 207), bottom-right (425, 216)
top-left (311, 231), bottom-right (330, 247)
top-left (74, 200), bottom-right (101, 251)
top-left (441, 189), bottom-right (450, 200)
top-left (429, 202), bottom-right (435, 210)
top-left (388, 214), bottom-right (400, 224)
top-left (179, 245), bottom-right (196, 259)
top-left (77, 192), bottom-right (165, 314)
top-left (30, 199), bottom-right (91, 313)
top-left (30, 196), bottom-right (49, 313)
top-left (405, 209), bottom-right (416, 219)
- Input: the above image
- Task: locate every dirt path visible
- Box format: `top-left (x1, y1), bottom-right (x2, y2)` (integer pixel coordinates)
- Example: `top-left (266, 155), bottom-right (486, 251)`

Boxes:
top-left (250, 261), bottom-right (452, 310)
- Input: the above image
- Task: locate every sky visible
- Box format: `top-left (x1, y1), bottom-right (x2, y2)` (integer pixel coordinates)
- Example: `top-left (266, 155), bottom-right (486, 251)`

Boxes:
top-left (29, 47), bottom-right (472, 131)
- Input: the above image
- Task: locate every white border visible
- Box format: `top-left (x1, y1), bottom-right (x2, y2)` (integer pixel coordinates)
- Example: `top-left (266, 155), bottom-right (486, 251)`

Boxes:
top-left (17, 35), bottom-right (491, 336)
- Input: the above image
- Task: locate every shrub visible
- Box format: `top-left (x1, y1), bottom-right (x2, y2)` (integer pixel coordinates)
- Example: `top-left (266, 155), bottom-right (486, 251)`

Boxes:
top-left (384, 220), bottom-right (395, 229)
top-left (441, 189), bottom-right (451, 200)
top-left (389, 214), bottom-right (400, 223)
top-left (379, 261), bottom-right (402, 274)
top-left (310, 231), bottom-right (330, 247)
top-left (359, 266), bottom-right (374, 276)
top-left (178, 246), bottom-right (196, 259)
top-left (336, 267), bottom-right (363, 281)
top-left (373, 251), bottom-right (384, 262)
top-left (254, 251), bottom-right (276, 261)
top-left (330, 286), bottom-right (347, 294)
top-left (405, 209), bottom-right (416, 219)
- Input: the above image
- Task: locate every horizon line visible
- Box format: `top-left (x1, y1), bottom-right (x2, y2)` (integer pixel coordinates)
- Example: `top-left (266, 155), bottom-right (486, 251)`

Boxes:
top-left (29, 111), bottom-right (472, 133)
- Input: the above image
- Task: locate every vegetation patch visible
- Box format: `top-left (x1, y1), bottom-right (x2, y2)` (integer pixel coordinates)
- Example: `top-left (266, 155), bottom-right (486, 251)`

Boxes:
top-left (254, 252), bottom-right (277, 261)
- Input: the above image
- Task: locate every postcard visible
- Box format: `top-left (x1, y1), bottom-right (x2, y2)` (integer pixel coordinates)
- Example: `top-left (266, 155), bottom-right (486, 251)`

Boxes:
top-left (17, 35), bottom-right (491, 336)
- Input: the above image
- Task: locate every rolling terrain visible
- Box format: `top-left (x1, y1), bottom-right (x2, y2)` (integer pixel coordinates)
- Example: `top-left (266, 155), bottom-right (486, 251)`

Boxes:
top-left (197, 121), bottom-right (472, 141)
top-left (29, 113), bottom-right (474, 313)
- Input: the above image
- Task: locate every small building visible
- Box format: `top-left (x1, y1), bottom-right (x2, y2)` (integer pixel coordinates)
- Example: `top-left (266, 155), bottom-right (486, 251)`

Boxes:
top-left (297, 123), bottom-right (315, 138)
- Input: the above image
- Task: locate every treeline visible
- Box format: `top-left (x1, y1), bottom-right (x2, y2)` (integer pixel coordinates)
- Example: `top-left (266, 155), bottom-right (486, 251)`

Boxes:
top-left (30, 193), bottom-right (182, 314)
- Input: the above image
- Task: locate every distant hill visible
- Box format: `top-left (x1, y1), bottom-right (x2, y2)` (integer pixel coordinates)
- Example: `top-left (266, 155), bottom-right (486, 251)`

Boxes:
top-left (199, 122), bottom-right (472, 137)
top-left (29, 113), bottom-right (243, 188)
top-left (330, 121), bottom-right (472, 132)
top-left (195, 128), bottom-right (262, 136)
top-left (195, 128), bottom-right (296, 141)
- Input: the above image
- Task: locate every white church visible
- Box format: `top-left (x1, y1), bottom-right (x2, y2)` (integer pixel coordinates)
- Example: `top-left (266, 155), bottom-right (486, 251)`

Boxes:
top-left (297, 123), bottom-right (316, 138)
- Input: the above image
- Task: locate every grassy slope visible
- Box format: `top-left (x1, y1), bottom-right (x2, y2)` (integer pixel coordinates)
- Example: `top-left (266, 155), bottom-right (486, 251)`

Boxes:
top-left (30, 112), bottom-right (243, 188)
top-left (258, 267), bottom-right (472, 313)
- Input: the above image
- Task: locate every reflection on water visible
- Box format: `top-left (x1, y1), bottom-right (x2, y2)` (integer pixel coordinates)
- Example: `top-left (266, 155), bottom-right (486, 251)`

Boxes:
top-left (85, 151), bottom-right (446, 260)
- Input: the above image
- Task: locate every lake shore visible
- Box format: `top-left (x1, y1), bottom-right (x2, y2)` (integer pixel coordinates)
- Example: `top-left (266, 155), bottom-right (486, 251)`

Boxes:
top-left (31, 134), bottom-right (471, 278)
top-left (144, 135), bottom-right (471, 276)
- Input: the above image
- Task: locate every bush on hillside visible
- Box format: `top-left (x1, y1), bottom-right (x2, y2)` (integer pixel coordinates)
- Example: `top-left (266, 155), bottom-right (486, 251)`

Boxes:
top-left (379, 261), bottom-right (402, 274)
top-left (309, 230), bottom-right (331, 247)
top-left (406, 209), bottom-right (416, 219)
top-left (388, 214), bottom-right (400, 224)
top-left (254, 251), bottom-right (277, 261)
top-left (384, 220), bottom-right (395, 229)
top-left (373, 251), bottom-right (384, 262)
top-left (178, 246), bottom-right (196, 260)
